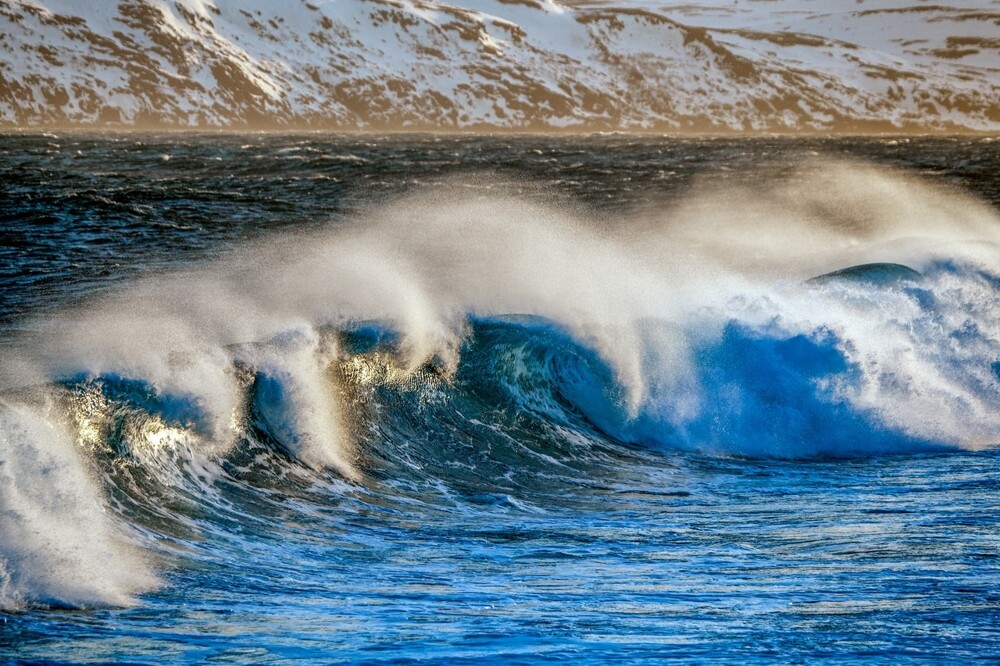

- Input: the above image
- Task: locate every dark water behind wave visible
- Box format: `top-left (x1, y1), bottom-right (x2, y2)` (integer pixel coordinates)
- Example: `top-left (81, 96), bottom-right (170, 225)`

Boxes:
top-left (1, 133), bottom-right (999, 664)
top-left (3, 133), bottom-right (999, 325)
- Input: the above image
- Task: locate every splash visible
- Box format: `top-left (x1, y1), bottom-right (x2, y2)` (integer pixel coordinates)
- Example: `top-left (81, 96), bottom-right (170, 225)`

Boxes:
top-left (1, 157), bottom-right (999, 608)
top-left (0, 401), bottom-right (157, 610)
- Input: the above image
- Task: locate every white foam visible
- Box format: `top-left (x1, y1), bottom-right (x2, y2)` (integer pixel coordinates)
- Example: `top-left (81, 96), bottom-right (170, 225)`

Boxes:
top-left (1, 157), bottom-right (999, 607)
top-left (3, 159), bottom-right (1000, 458)
top-left (241, 327), bottom-right (358, 478)
top-left (0, 401), bottom-right (157, 610)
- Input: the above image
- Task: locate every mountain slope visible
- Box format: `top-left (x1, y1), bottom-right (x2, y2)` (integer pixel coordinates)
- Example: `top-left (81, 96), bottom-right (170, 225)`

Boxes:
top-left (1, 0), bottom-right (998, 131)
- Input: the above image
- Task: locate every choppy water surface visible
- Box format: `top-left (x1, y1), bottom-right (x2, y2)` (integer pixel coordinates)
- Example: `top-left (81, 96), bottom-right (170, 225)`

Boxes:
top-left (1, 133), bottom-right (998, 663)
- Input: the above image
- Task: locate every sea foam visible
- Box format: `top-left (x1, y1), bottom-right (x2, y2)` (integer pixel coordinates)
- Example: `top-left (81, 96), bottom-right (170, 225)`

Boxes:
top-left (1, 158), bottom-right (999, 607)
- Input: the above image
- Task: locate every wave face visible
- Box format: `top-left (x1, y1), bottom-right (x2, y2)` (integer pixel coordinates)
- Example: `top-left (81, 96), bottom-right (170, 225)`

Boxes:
top-left (1, 135), bottom-right (999, 662)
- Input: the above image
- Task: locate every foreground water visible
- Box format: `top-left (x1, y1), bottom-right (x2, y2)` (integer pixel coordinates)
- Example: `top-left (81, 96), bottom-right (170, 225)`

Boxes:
top-left (1, 133), bottom-right (998, 663)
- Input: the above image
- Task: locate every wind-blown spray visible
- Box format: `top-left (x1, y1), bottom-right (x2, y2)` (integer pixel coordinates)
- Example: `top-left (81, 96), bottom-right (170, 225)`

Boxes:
top-left (1, 158), bottom-right (998, 609)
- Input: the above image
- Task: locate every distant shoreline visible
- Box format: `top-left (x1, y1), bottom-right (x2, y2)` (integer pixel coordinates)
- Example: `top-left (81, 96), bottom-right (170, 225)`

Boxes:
top-left (3, 124), bottom-right (998, 138)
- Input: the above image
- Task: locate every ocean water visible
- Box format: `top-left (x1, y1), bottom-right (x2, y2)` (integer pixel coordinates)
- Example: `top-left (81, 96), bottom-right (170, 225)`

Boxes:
top-left (1, 133), bottom-right (999, 664)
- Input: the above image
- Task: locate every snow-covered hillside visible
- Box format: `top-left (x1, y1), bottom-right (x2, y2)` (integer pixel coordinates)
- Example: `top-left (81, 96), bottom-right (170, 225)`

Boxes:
top-left (1, 0), bottom-right (998, 131)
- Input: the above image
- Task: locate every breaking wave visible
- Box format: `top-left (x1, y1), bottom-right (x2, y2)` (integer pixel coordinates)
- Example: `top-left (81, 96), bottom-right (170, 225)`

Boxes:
top-left (1, 158), bottom-right (999, 610)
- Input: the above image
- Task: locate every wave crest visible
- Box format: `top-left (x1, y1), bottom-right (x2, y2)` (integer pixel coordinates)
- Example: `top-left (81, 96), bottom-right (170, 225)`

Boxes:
top-left (2, 158), bottom-right (999, 608)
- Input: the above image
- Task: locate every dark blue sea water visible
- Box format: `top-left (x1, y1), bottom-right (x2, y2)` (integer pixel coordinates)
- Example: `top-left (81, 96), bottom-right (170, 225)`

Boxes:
top-left (1, 133), bottom-right (998, 663)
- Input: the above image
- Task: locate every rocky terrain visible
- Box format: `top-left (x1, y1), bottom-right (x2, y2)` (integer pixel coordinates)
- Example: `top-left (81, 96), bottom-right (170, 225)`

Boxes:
top-left (1, 0), bottom-right (998, 131)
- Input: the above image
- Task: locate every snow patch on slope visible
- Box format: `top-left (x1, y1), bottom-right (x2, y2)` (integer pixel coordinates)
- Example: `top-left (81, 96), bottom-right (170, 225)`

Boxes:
top-left (0, 0), bottom-right (997, 131)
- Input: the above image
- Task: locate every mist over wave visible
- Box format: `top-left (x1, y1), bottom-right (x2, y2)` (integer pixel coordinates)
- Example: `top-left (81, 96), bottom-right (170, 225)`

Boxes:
top-left (1, 157), bottom-right (999, 611)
